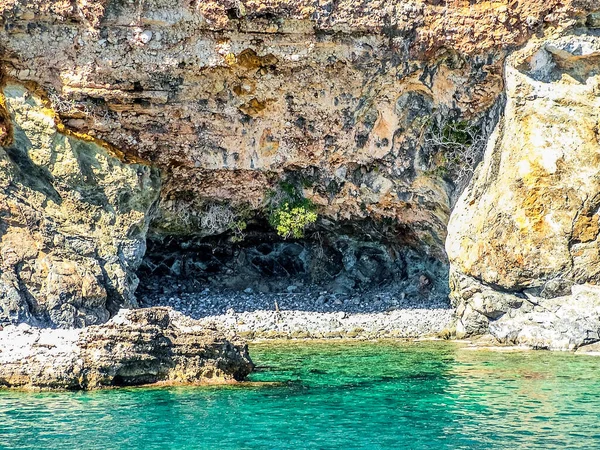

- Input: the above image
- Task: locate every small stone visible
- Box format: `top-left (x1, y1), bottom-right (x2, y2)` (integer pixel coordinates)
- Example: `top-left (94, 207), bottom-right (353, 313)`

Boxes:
top-left (139, 30), bottom-right (153, 44)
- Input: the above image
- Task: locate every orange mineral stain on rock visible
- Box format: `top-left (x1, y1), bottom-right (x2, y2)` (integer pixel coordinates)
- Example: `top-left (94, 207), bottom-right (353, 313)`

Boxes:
top-left (259, 128), bottom-right (280, 157)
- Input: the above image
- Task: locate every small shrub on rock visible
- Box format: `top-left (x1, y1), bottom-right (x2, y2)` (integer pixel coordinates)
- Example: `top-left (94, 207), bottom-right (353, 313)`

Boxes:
top-left (267, 180), bottom-right (318, 239)
top-left (269, 202), bottom-right (317, 239)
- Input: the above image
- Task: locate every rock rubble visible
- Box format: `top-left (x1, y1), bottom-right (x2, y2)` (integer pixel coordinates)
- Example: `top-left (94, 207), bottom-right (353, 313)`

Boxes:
top-left (141, 288), bottom-right (453, 339)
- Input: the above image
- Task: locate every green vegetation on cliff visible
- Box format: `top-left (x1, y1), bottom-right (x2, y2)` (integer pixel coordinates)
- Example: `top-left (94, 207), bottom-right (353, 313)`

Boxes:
top-left (268, 181), bottom-right (318, 239)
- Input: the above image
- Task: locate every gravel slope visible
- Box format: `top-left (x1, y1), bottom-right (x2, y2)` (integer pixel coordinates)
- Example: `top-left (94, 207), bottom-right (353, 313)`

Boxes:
top-left (140, 287), bottom-right (454, 339)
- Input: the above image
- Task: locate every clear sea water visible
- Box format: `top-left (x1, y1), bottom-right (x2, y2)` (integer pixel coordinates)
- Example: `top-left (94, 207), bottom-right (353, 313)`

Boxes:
top-left (1, 340), bottom-right (599, 449)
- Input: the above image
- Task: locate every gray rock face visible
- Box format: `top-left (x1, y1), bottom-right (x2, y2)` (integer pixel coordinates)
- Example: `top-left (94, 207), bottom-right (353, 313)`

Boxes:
top-left (0, 307), bottom-right (254, 389)
top-left (141, 235), bottom-right (449, 301)
top-left (451, 270), bottom-right (600, 350)
top-left (447, 28), bottom-right (600, 349)
top-left (0, 83), bottom-right (161, 328)
top-left (488, 284), bottom-right (600, 351)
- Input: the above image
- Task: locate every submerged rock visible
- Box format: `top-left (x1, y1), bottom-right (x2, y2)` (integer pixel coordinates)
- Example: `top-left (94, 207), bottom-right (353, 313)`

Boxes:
top-left (0, 307), bottom-right (253, 390)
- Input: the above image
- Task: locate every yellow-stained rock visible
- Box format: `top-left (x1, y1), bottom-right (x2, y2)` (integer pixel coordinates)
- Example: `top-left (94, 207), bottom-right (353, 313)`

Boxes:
top-left (2, 0), bottom-right (590, 259)
top-left (0, 84), bottom-right (160, 328)
top-left (447, 28), bottom-right (600, 347)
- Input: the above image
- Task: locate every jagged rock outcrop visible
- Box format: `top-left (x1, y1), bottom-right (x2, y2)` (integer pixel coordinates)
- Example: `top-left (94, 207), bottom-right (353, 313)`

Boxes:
top-left (1, 1), bottom-right (600, 348)
top-left (0, 307), bottom-right (253, 389)
top-left (0, 83), bottom-right (160, 328)
top-left (447, 27), bottom-right (600, 350)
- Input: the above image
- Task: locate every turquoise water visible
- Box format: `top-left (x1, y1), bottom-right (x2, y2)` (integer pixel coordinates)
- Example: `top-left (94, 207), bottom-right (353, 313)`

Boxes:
top-left (1, 340), bottom-right (600, 449)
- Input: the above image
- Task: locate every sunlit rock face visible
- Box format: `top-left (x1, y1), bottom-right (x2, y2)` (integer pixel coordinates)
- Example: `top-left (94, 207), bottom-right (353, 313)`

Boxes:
top-left (0, 307), bottom-right (253, 389)
top-left (2, 1), bottom-right (588, 252)
top-left (447, 27), bottom-right (600, 349)
top-left (0, 84), bottom-right (160, 328)
top-left (0, 1), bottom-right (599, 331)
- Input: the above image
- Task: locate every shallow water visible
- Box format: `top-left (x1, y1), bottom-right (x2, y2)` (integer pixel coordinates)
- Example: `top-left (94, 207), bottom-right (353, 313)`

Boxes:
top-left (1, 340), bottom-right (599, 449)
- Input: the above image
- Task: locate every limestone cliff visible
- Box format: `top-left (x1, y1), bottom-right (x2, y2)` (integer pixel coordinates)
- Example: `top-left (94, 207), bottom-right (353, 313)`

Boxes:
top-left (1, 0), bottom-right (585, 250)
top-left (0, 83), bottom-right (160, 328)
top-left (447, 25), bottom-right (600, 350)
top-left (1, 1), bottom-right (600, 345)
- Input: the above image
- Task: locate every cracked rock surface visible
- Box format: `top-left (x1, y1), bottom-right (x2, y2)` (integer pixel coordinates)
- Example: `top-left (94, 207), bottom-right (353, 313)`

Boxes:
top-left (0, 307), bottom-right (253, 390)
top-left (1, 1), bottom-right (600, 351)
top-left (0, 83), bottom-right (160, 328)
top-left (447, 27), bottom-right (600, 349)
top-left (2, 0), bottom-right (591, 260)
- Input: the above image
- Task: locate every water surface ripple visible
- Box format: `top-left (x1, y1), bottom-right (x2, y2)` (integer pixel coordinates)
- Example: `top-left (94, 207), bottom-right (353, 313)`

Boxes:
top-left (1, 341), bottom-right (599, 449)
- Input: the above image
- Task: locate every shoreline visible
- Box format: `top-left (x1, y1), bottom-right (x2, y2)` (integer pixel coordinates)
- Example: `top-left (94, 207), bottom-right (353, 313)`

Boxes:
top-left (3, 320), bottom-right (600, 392)
top-left (139, 286), bottom-right (453, 340)
top-left (189, 308), bottom-right (453, 340)
top-left (3, 292), bottom-right (600, 392)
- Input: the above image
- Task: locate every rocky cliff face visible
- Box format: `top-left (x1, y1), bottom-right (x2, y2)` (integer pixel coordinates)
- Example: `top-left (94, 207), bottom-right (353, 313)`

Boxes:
top-left (0, 82), bottom-right (160, 328)
top-left (447, 25), bottom-right (600, 350)
top-left (1, 1), bottom-right (600, 345)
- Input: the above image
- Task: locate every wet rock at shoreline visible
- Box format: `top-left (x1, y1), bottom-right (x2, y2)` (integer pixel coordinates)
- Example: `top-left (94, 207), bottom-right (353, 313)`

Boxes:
top-left (0, 307), bottom-right (253, 390)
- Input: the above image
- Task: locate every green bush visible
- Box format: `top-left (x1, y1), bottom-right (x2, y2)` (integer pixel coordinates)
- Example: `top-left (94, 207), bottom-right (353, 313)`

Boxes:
top-left (267, 180), bottom-right (318, 239)
top-left (269, 202), bottom-right (317, 239)
top-left (229, 219), bottom-right (247, 243)
top-left (423, 118), bottom-right (486, 190)
top-left (440, 120), bottom-right (476, 147)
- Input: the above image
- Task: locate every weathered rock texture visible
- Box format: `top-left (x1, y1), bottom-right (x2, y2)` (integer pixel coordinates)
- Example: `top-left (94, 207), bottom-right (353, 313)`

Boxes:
top-left (447, 26), bottom-right (600, 350)
top-left (1, 1), bottom-right (600, 346)
top-left (0, 83), bottom-right (160, 328)
top-left (2, 1), bottom-right (593, 283)
top-left (0, 307), bottom-right (253, 389)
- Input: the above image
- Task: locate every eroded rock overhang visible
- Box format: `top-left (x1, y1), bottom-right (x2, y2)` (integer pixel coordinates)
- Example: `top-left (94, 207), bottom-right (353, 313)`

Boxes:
top-left (0, 1), bottom-right (598, 328)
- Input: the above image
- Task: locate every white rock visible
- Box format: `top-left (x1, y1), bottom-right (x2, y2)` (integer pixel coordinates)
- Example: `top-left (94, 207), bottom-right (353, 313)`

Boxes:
top-left (139, 30), bottom-right (153, 44)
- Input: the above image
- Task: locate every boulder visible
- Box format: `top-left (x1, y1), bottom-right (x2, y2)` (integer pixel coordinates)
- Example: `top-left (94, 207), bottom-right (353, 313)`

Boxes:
top-left (0, 307), bottom-right (254, 389)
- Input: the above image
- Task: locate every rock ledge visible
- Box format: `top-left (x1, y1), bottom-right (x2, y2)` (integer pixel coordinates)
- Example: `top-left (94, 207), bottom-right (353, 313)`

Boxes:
top-left (0, 307), bottom-right (254, 390)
